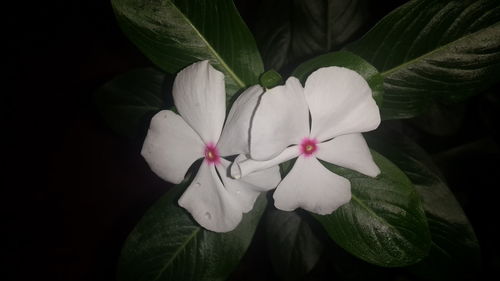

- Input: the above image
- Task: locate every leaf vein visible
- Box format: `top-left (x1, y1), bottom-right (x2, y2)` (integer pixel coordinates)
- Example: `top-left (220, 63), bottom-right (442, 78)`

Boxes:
top-left (152, 227), bottom-right (201, 281)
top-left (169, 2), bottom-right (246, 88)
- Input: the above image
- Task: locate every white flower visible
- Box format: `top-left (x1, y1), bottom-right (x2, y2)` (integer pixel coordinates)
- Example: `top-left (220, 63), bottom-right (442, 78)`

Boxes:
top-left (231, 66), bottom-right (381, 215)
top-left (141, 61), bottom-right (280, 232)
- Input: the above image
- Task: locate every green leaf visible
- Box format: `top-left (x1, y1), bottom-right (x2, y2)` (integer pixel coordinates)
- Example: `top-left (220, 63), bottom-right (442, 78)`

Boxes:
top-left (367, 131), bottom-right (481, 280)
top-left (254, 0), bottom-right (368, 71)
top-left (259, 70), bottom-right (283, 89)
top-left (315, 151), bottom-right (431, 267)
top-left (117, 183), bottom-right (267, 281)
top-left (265, 210), bottom-right (323, 281)
top-left (292, 51), bottom-right (383, 106)
top-left (111, 0), bottom-right (264, 100)
top-left (95, 68), bottom-right (167, 137)
top-left (279, 157), bottom-right (297, 179)
top-left (346, 0), bottom-right (500, 119)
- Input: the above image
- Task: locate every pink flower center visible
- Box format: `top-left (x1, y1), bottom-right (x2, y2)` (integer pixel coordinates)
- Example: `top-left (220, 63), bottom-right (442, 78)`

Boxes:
top-left (300, 138), bottom-right (318, 157)
top-left (204, 143), bottom-right (220, 165)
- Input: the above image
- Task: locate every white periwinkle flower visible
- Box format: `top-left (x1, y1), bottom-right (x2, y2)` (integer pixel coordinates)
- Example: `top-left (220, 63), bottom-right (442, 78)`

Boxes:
top-left (141, 61), bottom-right (280, 232)
top-left (231, 66), bottom-right (381, 215)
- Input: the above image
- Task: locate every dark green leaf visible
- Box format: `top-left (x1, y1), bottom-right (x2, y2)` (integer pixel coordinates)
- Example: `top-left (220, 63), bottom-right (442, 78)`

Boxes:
top-left (111, 0), bottom-right (264, 100)
top-left (255, 0), bottom-right (368, 71)
top-left (346, 0), bottom-right (500, 119)
top-left (315, 151), bottom-right (431, 267)
top-left (117, 183), bottom-right (267, 281)
top-left (279, 157), bottom-right (297, 179)
top-left (292, 51), bottom-right (383, 106)
top-left (367, 131), bottom-right (481, 280)
top-left (265, 210), bottom-right (323, 281)
top-left (95, 68), bottom-right (167, 137)
top-left (259, 70), bottom-right (283, 89)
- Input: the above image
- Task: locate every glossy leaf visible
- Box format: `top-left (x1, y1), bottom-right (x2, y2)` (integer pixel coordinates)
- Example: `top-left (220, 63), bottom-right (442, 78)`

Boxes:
top-left (117, 183), bottom-right (267, 281)
top-left (111, 0), bottom-right (264, 99)
top-left (292, 51), bottom-right (383, 106)
top-left (346, 0), bottom-right (500, 119)
top-left (367, 131), bottom-right (481, 280)
top-left (265, 210), bottom-right (323, 281)
top-left (95, 68), bottom-right (167, 137)
top-left (315, 151), bottom-right (431, 267)
top-left (254, 0), bottom-right (368, 71)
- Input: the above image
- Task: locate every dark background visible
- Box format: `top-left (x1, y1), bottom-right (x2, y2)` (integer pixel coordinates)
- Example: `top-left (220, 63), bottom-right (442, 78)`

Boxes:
top-left (6, 1), bottom-right (499, 280)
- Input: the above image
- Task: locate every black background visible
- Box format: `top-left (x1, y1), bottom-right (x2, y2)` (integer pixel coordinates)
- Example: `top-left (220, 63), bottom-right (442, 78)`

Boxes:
top-left (6, 1), bottom-right (499, 280)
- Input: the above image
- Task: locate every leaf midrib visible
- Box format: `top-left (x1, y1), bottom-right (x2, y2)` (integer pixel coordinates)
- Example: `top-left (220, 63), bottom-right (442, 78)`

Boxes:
top-left (169, 1), bottom-right (246, 88)
top-left (380, 22), bottom-right (500, 78)
top-left (153, 227), bottom-right (201, 281)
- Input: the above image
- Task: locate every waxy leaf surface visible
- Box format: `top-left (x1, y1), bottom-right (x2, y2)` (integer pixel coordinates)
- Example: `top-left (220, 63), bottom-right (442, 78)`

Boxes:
top-left (367, 132), bottom-right (481, 280)
top-left (117, 183), bottom-right (267, 281)
top-left (346, 0), bottom-right (500, 119)
top-left (112, 0), bottom-right (264, 100)
top-left (315, 152), bottom-right (431, 267)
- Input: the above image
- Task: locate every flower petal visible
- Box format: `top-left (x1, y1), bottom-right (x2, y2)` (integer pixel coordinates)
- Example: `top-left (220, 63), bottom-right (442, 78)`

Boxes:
top-left (217, 85), bottom-right (263, 157)
top-left (141, 110), bottom-right (204, 184)
top-left (215, 159), bottom-right (261, 213)
top-left (232, 154), bottom-right (281, 191)
top-left (231, 146), bottom-right (300, 179)
top-left (304, 66), bottom-right (380, 141)
top-left (178, 162), bottom-right (243, 232)
top-left (273, 156), bottom-right (351, 215)
top-left (316, 133), bottom-right (380, 177)
top-left (173, 60), bottom-right (225, 144)
top-left (250, 77), bottom-right (309, 160)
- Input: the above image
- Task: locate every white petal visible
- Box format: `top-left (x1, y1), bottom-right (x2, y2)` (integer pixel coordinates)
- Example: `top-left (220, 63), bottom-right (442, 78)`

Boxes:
top-left (231, 146), bottom-right (300, 179)
top-left (217, 85), bottom-right (263, 157)
top-left (304, 66), bottom-right (381, 141)
top-left (316, 133), bottom-right (380, 177)
top-left (141, 110), bottom-right (204, 184)
top-left (250, 77), bottom-right (309, 160)
top-left (215, 159), bottom-right (261, 213)
top-left (173, 60), bottom-right (225, 144)
top-left (273, 156), bottom-right (351, 215)
top-left (178, 162), bottom-right (242, 232)
top-left (232, 154), bottom-right (281, 191)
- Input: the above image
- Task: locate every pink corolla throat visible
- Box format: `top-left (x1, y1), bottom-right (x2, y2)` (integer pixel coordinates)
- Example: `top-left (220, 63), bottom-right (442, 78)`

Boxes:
top-left (204, 143), bottom-right (220, 165)
top-left (300, 138), bottom-right (318, 157)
